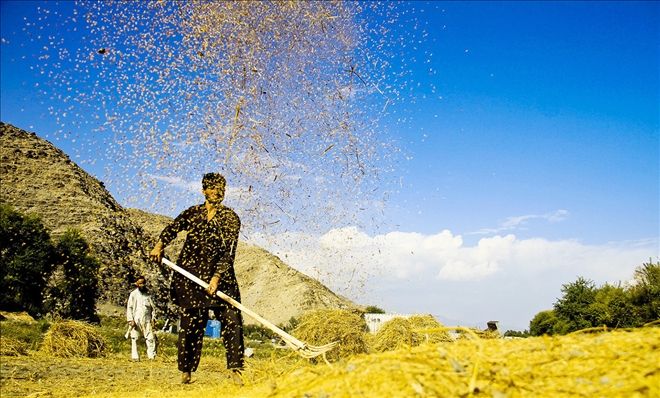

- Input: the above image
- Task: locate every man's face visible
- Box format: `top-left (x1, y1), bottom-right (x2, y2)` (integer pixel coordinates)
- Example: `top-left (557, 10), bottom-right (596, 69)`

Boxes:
top-left (136, 279), bottom-right (147, 291)
top-left (203, 185), bottom-right (225, 205)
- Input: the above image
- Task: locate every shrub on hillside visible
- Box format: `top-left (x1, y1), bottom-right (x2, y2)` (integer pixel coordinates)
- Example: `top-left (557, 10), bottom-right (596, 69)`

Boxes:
top-left (44, 230), bottom-right (101, 322)
top-left (0, 205), bottom-right (55, 316)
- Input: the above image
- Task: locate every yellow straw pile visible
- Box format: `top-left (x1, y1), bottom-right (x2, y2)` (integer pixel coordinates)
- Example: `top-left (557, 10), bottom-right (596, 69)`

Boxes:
top-left (45, 325), bottom-right (659, 398)
top-left (41, 320), bottom-right (107, 358)
top-left (292, 309), bottom-right (369, 362)
top-left (264, 326), bottom-right (660, 398)
top-left (0, 336), bottom-right (29, 356)
top-left (408, 314), bottom-right (453, 343)
top-left (371, 317), bottom-right (421, 352)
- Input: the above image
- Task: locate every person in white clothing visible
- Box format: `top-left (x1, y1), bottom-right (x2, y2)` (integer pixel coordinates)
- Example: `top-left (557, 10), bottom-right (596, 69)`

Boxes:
top-left (126, 275), bottom-right (157, 361)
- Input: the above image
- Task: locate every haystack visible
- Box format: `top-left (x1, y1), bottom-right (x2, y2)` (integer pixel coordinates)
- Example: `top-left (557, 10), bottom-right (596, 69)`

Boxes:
top-left (371, 317), bottom-right (421, 352)
top-left (41, 320), bottom-right (106, 358)
top-left (478, 329), bottom-right (501, 339)
top-left (264, 327), bottom-right (660, 398)
top-left (291, 309), bottom-right (369, 362)
top-left (0, 336), bottom-right (29, 356)
top-left (0, 311), bottom-right (36, 323)
top-left (408, 314), bottom-right (453, 343)
top-left (456, 327), bottom-right (500, 340)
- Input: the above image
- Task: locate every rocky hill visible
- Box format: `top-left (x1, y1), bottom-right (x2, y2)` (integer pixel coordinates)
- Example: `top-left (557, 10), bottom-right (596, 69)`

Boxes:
top-left (0, 122), bottom-right (359, 324)
top-left (0, 122), bottom-right (149, 306)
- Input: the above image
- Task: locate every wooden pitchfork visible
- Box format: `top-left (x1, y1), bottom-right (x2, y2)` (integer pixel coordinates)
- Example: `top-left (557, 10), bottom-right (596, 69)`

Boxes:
top-left (161, 258), bottom-right (337, 359)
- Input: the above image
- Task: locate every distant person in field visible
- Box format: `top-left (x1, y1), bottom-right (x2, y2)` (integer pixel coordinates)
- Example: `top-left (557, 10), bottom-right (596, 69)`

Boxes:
top-left (126, 275), bottom-right (157, 361)
top-left (149, 172), bottom-right (244, 385)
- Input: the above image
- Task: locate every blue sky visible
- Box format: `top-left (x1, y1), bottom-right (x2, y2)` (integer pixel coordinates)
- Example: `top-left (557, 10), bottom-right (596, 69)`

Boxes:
top-left (1, 1), bottom-right (658, 331)
top-left (388, 1), bottom-right (658, 241)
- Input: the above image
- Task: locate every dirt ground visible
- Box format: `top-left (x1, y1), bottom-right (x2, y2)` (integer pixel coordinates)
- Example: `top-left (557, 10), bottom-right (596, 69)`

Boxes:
top-left (0, 352), bottom-right (246, 397)
top-left (2, 326), bottom-right (659, 398)
top-left (0, 314), bottom-right (300, 398)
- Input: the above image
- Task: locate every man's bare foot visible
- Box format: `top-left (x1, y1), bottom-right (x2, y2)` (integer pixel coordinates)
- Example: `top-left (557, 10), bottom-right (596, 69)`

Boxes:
top-left (181, 371), bottom-right (191, 384)
top-left (231, 369), bottom-right (244, 386)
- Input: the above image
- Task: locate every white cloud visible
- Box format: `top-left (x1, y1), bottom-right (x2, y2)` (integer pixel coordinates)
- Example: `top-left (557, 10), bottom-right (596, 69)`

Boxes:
top-left (148, 174), bottom-right (201, 193)
top-left (471, 209), bottom-right (569, 235)
top-left (147, 173), bottom-right (247, 201)
top-left (268, 228), bottom-right (515, 281)
top-left (248, 226), bottom-right (658, 331)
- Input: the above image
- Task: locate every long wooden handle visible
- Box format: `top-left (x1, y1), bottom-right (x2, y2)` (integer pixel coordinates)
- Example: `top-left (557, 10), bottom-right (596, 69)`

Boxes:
top-left (161, 258), bottom-right (306, 349)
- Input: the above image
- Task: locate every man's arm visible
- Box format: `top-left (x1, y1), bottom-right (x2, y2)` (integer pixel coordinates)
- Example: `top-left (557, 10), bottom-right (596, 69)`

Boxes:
top-left (149, 240), bottom-right (166, 264)
top-left (149, 206), bottom-right (194, 263)
top-left (148, 295), bottom-right (157, 324)
top-left (126, 291), bottom-right (136, 327)
top-left (207, 209), bottom-right (240, 296)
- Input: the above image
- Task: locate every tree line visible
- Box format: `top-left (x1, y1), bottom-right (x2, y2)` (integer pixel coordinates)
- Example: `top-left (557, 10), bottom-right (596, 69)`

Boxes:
top-left (504, 259), bottom-right (659, 337)
top-left (527, 260), bottom-right (659, 336)
top-left (0, 204), bottom-right (100, 322)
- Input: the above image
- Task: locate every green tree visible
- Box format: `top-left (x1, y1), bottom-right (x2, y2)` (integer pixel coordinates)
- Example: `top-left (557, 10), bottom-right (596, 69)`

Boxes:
top-left (589, 284), bottom-right (641, 328)
top-left (0, 204), bottom-right (55, 316)
top-left (44, 230), bottom-right (100, 322)
top-left (551, 318), bottom-right (571, 335)
top-left (284, 316), bottom-right (299, 332)
top-left (629, 259), bottom-right (660, 323)
top-left (529, 310), bottom-right (559, 336)
top-left (243, 324), bottom-right (277, 341)
top-left (553, 277), bottom-right (597, 333)
top-left (503, 329), bottom-right (529, 338)
top-left (364, 305), bottom-right (386, 314)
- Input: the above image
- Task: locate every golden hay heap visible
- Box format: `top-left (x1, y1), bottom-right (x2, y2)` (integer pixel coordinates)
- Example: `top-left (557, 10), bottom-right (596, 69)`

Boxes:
top-left (371, 317), bottom-right (422, 352)
top-left (0, 311), bottom-right (36, 323)
top-left (292, 309), bottom-right (369, 362)
top-left (41, 320), bottom-right (106, 358)
top-left (455, 327), bottom-right (501, 340)
top-left (0, 336), bottom-right (29, 356)
top-left (263, 327), bottom-right (660, 398)
top-left (408, 314), bottom-right (453, 343)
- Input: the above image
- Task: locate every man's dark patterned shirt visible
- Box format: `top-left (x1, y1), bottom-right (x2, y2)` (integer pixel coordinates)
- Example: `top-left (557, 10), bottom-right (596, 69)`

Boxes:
top-left (159, 204), bottom-right (241, 308)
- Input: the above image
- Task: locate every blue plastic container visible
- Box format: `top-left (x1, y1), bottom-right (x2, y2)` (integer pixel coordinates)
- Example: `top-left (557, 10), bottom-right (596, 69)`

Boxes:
top-left (205, 320), bottom-right (221, 338)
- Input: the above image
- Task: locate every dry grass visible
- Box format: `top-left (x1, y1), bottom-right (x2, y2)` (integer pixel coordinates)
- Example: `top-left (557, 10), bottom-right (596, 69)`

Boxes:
top-left (257, 327), bottom-right (660, 398)
top-left (0, 337), bottom-right (28, 356)
top-left (0, 311), bottom-right (36, 323)
top-left (371, 317), bottom-right (421, 352)
top-left (292, 309), bottom-right (370, 362)
top-left (2, 315), bottom-right (659, 398)
top-left (408, 314), bottom-right (453, 343)
top-left (40, 320), bottom-right (107, 358)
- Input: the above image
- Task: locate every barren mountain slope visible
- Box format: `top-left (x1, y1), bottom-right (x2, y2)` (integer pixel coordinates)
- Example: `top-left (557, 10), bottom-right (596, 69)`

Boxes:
top-left (0, 122), bottom-right (151, 305)
top-left (1, 122), bottom-right (359, 323)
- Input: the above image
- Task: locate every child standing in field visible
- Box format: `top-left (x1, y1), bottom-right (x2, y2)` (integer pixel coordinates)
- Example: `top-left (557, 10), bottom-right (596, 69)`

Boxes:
top-left (126, 275), bottom-right (157, 361)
